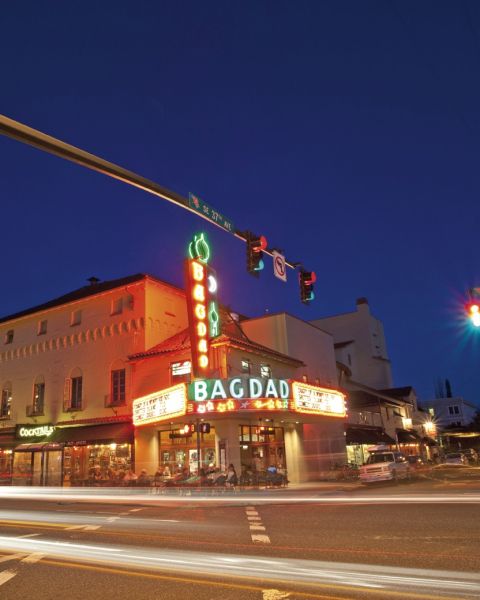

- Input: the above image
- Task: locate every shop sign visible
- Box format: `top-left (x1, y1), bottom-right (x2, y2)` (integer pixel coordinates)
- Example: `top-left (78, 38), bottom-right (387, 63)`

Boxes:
top-left (291, 382), bottom-right (346, 417)
top-left (188, 377), bottom-right (290, 402)
top-left (133, 383), bottom-right (188, 426)
top-left (15, 424), bottom-right (55, 440)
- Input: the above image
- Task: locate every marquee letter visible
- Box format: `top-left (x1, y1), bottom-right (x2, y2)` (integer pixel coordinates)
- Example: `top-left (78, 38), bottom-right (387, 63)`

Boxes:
top-left (211, 379), bottom-right (227, 399)
top-left (229, 378), bottom-right (244, 399)
top-left (279, 380), bottom-right (290, 399)
top-left (249, 378), bottom-right (263, 399)
top-left (265, 379), bottom-right (278, 398)
top-left (194, 380), bottom-right (208, 401)
top-left (192, 261), bottom-right (204, 282)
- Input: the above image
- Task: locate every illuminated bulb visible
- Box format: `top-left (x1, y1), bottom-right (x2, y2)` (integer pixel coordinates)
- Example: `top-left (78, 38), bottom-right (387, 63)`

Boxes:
top-left (472, 312), bottom-right (480, 327)
top-left (207, 275), bottom-right (217, 293)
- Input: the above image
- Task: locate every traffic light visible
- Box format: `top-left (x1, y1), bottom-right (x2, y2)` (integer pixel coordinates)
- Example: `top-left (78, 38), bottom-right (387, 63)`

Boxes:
top-left (299, 270), bottom-right (316, 304)
top-left (199, 422), bottom-right (211, 434)
top-left (246, 232), bottom-right (268, 277)
top-left (182, 423), bottom-right (195, 436)
top-left (467, 301), bottom-right (480, 327)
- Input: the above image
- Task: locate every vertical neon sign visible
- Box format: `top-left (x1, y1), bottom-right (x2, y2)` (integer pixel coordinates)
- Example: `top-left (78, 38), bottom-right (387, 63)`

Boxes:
top-left (185, 233), bottom-right (220, 377)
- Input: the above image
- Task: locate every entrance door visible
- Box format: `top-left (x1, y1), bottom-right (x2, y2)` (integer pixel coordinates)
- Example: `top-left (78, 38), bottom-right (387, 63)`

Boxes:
top-left (44, 450), bottom-right (63, 486)
top-left (32, 452), bottom-right (43, 485)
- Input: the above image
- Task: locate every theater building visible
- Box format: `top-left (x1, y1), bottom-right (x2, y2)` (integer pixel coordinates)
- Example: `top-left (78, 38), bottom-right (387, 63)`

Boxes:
top-left (130, 312), bottom-right (347, 483)
top-left (0, 260), bottom-right (347, 484)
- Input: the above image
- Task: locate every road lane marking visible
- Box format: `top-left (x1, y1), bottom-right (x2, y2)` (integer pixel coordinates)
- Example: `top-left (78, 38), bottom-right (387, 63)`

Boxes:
top-left (245, 507), bottom-right (270, 544)
top-left (21, 552), bottom-right (45, 564)
top-left (107, 517), bottom-right (120, 522)
top-left (0, 569), bottom-right (16, 586)
top-left (0, 554), bottom-right (25, 563)
top-left (251, 534), bottom-right (271, 544)
top-left (129, 508), bottom-right (143, 512)
top-left (18, 533), bottom-right (41, 538)
top-left (263, 590), bottom-right (291, 600)
top-left (64, 524), bottom-right (101, 531)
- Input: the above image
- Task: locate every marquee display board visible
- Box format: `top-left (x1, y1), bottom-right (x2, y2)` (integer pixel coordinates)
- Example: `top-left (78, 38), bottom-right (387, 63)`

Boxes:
top-left (132, 383), bottom-right (188, 426)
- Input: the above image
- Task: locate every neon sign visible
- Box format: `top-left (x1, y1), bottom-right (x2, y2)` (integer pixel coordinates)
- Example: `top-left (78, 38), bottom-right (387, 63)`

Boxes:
top-left (187, 397), bottom-right (289, 415)
top-left (15, 424), bottom-right (55, 440)
top-left (185, 233), bottom-right (220, 377)
top-left (189, 377), bottom-right (290, 402)
top-left (133, 383), bottom-right (188, 426)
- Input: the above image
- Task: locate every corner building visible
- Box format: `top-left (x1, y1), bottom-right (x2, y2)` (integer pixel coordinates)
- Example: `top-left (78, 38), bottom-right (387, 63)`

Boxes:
top-left (131, 311), bottom-right (347, 484)
top-left (0, 274), bottom-right (346, 485)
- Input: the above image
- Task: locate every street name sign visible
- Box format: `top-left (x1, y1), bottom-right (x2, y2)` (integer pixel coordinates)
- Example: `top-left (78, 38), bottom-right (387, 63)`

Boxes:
top-left (188, 193), bottom-right (234, 233)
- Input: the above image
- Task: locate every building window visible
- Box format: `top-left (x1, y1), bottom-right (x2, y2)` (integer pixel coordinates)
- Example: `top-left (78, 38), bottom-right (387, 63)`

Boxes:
top-left (31, 380), bottom-right (45, 415)
top-left (4, 330), bottom-right (14, 344)
top-left (448, 405), bottom-right (460, 415)
top-left (71, 310), bottom-right (82, 327)
top-left (428, 408), bottom-right (434, 416)
top-left (38, 320), bottom-right (47, 335)
top-left (241, 360), bottom-right (251, 374)
top-left (260, 364), bottom-right (271, 378)
top-left (171, 361), bottom-right (191, 383)
top-left (111, 298), bottom-right (123, 316)
top-left (70, 376), bottom-right (83, 410)
top-left (0, 385), bottom-right (12, 419)
top-left (110, 369), bottom-right (126, 405)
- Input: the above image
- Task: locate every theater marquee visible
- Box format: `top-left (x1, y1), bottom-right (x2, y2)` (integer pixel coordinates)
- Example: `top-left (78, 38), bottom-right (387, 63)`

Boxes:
top-left (132, 383), bottom-right (188, 426)
top-left (133, 378), bottom-right (345, 426)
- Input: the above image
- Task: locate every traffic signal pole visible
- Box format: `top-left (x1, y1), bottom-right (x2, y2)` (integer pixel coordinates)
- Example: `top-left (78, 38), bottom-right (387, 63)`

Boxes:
top-left (0, 113), bottom-right (299, 270)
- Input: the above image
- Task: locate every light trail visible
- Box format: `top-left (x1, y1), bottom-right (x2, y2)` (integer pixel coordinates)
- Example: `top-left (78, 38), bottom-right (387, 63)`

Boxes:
top-left (1, 487), bottom-right (480, 506)
top-left (0, 534), bottom-right (479, 598)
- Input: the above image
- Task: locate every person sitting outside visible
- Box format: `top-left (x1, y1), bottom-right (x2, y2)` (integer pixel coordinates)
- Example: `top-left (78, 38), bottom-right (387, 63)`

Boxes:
top-left (123, 469), bottom-right (138, 486)
top-left (136, 469), bottom-right (150, 488)
top-left (225, 464), bottom-right (238, 489)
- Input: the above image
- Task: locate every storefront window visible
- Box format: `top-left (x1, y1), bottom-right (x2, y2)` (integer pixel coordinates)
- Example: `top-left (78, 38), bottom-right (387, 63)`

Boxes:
top-left (12, 452), bottom-right (33, 485)
top-left (158, 428), bottom-right (216, 474)
top-left (63, 443), bottom-right (132, 485)
top-left (239, 425), bottom-right (285, 474)
top-left (0, 449), bottom-right (13, 483)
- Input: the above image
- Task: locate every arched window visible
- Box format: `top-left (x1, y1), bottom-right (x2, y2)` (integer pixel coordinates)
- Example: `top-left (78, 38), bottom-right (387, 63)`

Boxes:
top-left (1, 382), bottom-right (12, 419)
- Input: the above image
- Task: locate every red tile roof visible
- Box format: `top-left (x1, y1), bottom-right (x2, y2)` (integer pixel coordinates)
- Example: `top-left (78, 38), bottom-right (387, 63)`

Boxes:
top-left (129, 328), bottom-right (304, 366)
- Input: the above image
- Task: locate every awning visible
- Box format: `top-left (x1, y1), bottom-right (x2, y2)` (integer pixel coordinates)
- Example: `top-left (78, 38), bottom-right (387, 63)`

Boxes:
top-left (49, 422), bottom-right (134, 446)
top-left (396, 429), bottom-right (421, 443)
top-left (15, 442), bottom-right (64, 452)
top-left (346, 426), bottom-right (395, 446)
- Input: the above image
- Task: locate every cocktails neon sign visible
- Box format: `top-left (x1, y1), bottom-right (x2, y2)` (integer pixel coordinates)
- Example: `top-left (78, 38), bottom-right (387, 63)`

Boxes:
top-left (185, 233), bottom-right (220, 376)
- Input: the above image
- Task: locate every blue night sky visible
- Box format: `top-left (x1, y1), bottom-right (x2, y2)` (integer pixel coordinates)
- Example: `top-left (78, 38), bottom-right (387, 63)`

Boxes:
top-left (1, 1), bottom-right (480, 405)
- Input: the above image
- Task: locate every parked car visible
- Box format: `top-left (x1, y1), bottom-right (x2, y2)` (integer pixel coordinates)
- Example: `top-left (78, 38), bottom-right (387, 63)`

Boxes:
top-left (462, 449), bottom-right (478, 464)
top-left (407, 455), bottom-right (425, 471)
top-left (444, 452), bottom-right (468, 465)
top-left (359, 450), bottom-right (410, 484)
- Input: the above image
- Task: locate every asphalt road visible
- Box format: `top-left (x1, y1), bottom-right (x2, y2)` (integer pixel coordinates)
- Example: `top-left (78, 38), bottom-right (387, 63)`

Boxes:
top-left (0, 477), bottom-right (480, 600)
